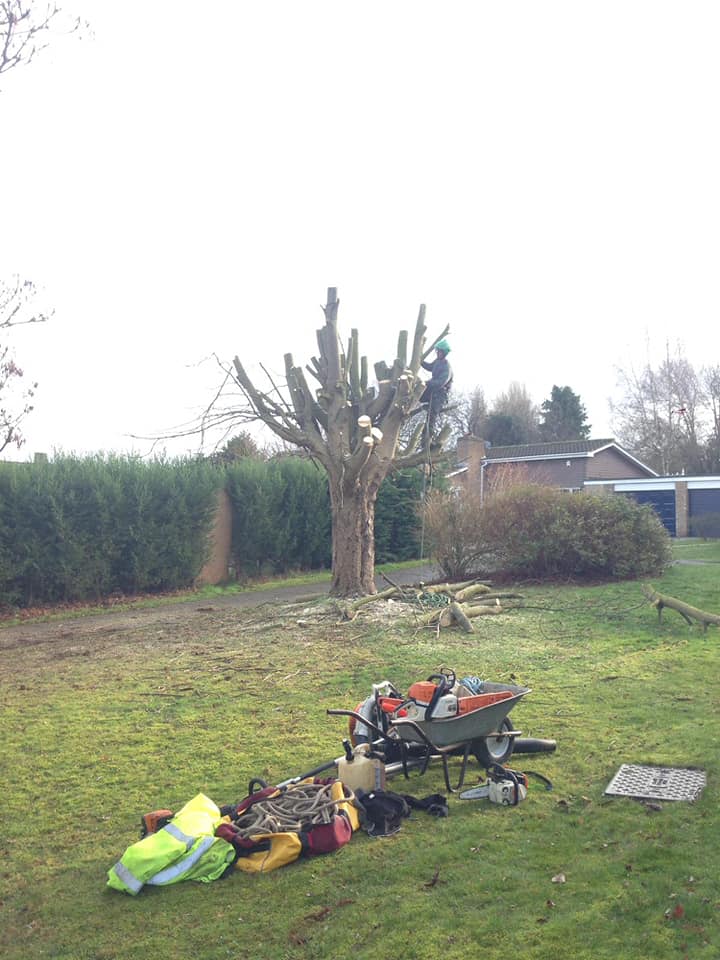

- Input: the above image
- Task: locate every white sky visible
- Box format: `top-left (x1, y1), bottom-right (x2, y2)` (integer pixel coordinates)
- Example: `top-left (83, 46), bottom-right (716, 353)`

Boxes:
top-left (2, 1), bottom-right (719, 459)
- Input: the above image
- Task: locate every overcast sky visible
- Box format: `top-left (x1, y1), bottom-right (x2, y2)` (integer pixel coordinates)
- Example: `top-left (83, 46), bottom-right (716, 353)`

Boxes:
top-left (2, 1), bottom-right (719, 460)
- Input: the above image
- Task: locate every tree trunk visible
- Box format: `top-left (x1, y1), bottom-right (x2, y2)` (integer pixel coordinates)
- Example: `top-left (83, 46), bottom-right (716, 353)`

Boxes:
top-left (329, 478), bottom-right (378, 596)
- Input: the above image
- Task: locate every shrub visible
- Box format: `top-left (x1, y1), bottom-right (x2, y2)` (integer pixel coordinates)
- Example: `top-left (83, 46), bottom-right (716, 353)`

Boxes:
top-left (423, 485), bottom-right (673, 581)
top-left (421, 487), bottom-right (487, 580)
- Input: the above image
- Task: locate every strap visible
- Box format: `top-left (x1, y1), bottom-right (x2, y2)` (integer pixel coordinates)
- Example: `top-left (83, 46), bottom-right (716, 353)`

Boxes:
top-left (162, 822), bottom-right (196, 849)
top-left (147, 836), bottom-right (216, 886)
top-left (111, 860), bottom-right (143, 894)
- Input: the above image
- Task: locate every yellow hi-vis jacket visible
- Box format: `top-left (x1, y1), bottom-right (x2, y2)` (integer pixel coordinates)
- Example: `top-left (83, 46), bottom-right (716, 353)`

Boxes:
top-left (107, 793), bottom-right (235, 895)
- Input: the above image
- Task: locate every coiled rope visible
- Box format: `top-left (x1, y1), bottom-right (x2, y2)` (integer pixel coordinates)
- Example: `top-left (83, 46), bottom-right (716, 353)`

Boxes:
top-left (233, 782), bottom-right (352, 837)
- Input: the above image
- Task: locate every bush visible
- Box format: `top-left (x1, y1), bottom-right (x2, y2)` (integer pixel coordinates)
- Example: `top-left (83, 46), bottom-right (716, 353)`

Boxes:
top-left (421, 487), bottom-right (487, 580)
top-left (423, 485), bottom-right (673, 581)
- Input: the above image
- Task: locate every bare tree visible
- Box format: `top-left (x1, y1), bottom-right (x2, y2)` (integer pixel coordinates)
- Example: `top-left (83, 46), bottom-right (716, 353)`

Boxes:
top-left (1, 1), bottom-right (85, 83)
top-left (700, 364), bottom-right (720, 472)
top-left (447, 386), bottom-right (488, 440)
top-left (487, 381), bottom-right (541, 445)
top-left (0, 278), bottom-right (50, 451)
top-left (231, 288), bottom-right (451, 596)
top-left (612, 342), bottom-right (717, 474)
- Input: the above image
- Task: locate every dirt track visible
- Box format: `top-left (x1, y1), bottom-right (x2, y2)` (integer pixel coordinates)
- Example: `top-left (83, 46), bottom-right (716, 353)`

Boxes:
top-left (0, 564), bottom-right (439, 655)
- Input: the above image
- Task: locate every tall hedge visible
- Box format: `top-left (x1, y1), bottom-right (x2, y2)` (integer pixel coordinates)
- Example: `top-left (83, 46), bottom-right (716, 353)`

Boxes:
top-left (225, 457), bottom-right (331, 577)
top-left (225, 459), bottom-right (426, 577)
top-left (374, 468), bottom-right (425, 563)
top-left (0, 456), bottom-right (222, 607)
top-left (0, 453), bottom-right (429, 606)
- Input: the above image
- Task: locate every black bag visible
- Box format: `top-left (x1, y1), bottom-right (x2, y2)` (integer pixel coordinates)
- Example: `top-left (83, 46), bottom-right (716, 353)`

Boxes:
top-left (354, 790), bottom-right (448, 836)
top-left (354, 789), bottom-right (411, 837)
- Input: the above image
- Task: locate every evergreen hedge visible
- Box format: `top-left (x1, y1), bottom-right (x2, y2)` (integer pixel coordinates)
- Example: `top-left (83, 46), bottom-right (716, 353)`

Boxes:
top-left (0, 456), bottom-right (222, 607)
top-left (225, 459), bottom-right (426, 578)
top-left (225, 457), bottom-right (332, 577)
top-left (0, 454), bottom-right (428, 607)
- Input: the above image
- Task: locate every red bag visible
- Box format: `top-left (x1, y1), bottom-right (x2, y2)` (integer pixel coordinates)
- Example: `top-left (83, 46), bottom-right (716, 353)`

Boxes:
top-left (301, 812), bottom-right (353, 855)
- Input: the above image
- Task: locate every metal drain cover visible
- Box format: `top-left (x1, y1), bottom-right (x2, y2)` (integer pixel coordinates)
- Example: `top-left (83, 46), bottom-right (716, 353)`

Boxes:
top-left (605, 764), bottom-right (706, 802)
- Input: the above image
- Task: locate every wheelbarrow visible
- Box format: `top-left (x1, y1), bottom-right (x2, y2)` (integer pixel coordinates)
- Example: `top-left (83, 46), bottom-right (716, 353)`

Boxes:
top-left (326, 671), bottom-right (534, 792)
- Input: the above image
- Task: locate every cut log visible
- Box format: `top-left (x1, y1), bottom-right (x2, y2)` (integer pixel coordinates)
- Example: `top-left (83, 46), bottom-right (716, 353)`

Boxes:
top-left (463, 603), bottom-right (503, 618)
top-left (454, 584), bottom-right (491, 603)
top-left (339, 586), bottom-right (400, 620)
top-left (642, 585), bottom-right (720, 632)
top-left (449, 601), bottom-right (474, 633)
top-left (422, 579), bottom-right (490, 596)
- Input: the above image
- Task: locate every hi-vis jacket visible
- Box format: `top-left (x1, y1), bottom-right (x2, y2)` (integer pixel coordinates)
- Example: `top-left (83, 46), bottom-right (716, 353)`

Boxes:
top-left (107, 793), bottom-right (235, 895)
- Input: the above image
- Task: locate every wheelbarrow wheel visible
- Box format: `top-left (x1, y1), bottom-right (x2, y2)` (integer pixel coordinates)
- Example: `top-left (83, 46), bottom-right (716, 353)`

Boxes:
top-left (472, 717), bottom-right (514, 767)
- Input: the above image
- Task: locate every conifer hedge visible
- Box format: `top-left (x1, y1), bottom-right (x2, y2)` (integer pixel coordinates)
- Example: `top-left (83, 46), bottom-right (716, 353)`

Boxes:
top-left (225, 459), bottom-right (425, 577)
top-left (0, 455), bottom-right (427, 608)
top-left (0, 456), bottom-right (222, 607)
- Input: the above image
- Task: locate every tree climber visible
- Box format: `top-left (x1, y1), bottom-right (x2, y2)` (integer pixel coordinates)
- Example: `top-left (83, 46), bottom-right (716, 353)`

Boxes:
top-left (419, 338), bottom-right (453, 437)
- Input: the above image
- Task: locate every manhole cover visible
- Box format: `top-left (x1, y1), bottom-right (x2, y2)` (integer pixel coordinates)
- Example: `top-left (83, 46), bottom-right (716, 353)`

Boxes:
top-left (605, 764), bottom-right (706, 802)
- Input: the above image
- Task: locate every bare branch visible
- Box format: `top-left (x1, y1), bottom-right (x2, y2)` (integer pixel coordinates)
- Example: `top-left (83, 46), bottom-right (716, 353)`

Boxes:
top-left (0, 2), bottom-right (88, 85)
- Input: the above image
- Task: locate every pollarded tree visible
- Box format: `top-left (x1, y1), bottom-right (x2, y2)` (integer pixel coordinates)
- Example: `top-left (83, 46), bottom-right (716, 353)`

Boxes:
top-left (232, 287), bottom-right (451, 597)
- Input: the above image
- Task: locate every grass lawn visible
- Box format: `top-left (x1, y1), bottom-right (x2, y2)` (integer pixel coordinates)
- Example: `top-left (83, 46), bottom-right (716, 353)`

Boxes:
top-left (1, 549), bottom-right (718, 959)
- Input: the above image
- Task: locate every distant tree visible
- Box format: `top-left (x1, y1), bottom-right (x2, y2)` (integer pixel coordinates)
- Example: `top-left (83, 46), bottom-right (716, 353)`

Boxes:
top-left (701, 365), bottom-right (720, 473)
top-left (211, 431), bottom-right (264, 463)
top-left (448, 386), bottom-right (488, 439)
top-left (539, 385), bottom-right (591, 441)
top-left (0, 278), bottom-right (49, 452)
top-left (487, 382), bottom-right (540, 444)
top-left (0, 1), bottom-right (85, 85)
top-left (612, 342), bottom-right (716, 475)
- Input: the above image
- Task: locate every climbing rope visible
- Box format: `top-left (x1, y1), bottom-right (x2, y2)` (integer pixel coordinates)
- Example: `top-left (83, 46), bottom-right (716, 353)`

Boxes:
top-left (233, 782), bottom-right (351, 837)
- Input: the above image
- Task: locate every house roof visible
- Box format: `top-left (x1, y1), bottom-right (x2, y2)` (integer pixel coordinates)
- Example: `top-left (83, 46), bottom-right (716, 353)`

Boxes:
top-left (481, 439), bottom-right (657, 475)
top-left (484, 439), bottom-right (615, 460)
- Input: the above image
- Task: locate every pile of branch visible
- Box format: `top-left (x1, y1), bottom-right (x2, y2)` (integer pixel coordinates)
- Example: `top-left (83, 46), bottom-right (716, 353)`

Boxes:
top-left (340, 578), bottom-right (523, 632)
top-left (642, 585), bottom-right (720, 633)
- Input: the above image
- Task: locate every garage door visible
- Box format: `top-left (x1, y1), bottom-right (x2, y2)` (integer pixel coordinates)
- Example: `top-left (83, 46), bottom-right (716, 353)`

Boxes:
top-left (624, 490), bottom-right (676, 535)
top-left (689, 489), bottom-right (720, 537)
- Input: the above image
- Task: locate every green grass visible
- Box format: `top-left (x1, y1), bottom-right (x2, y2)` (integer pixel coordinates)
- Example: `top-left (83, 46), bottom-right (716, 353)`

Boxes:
top-left (1, 558), bottom-right (719, 959)
top-left (672, 538), bottom-right (720, 563)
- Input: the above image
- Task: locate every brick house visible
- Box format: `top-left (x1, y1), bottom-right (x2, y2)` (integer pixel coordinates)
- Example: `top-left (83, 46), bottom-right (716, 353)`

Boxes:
top-left (450, 437), bottom-right (658, 499)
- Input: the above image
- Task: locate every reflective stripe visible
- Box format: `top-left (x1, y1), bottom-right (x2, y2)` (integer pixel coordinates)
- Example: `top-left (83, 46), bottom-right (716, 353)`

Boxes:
top-left (112, 860), bottom-right (143, 894)
top-left (147, 836), bottom-right (216, 886)
top-left (163, 822), bottom-right (196, 850)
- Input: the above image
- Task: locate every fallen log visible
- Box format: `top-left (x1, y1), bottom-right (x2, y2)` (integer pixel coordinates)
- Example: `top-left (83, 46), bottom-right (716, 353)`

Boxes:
top-left (339, 586), bottom-right (401, 620)
top-left (422, 578), bottom-right (490, 596)
top-left (462, 602), bottom-right (503, 618)
top-left (449, 600), bottom-right (474, 633)
top-left (642, 585), bottom-right (720, 632)
top-left (417, 601), bottom-right (503, 627)
top-left (453, 584), bottom-right (491, 603)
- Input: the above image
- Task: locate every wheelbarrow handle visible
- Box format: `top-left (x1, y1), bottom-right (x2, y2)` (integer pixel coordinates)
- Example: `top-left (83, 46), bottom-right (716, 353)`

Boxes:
top-left (326, 708), bottom-right (387, 742)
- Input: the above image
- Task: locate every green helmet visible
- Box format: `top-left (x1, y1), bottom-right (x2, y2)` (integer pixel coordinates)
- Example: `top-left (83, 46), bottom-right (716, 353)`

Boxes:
top-left (434, 338), bottom-right (451, 354)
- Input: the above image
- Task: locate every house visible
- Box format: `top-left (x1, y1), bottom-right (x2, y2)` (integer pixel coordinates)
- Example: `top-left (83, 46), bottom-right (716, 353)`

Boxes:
top-left (451, 436), bottom-right (720, 537)
top-left (450, 437), bottom-right (657, 498)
